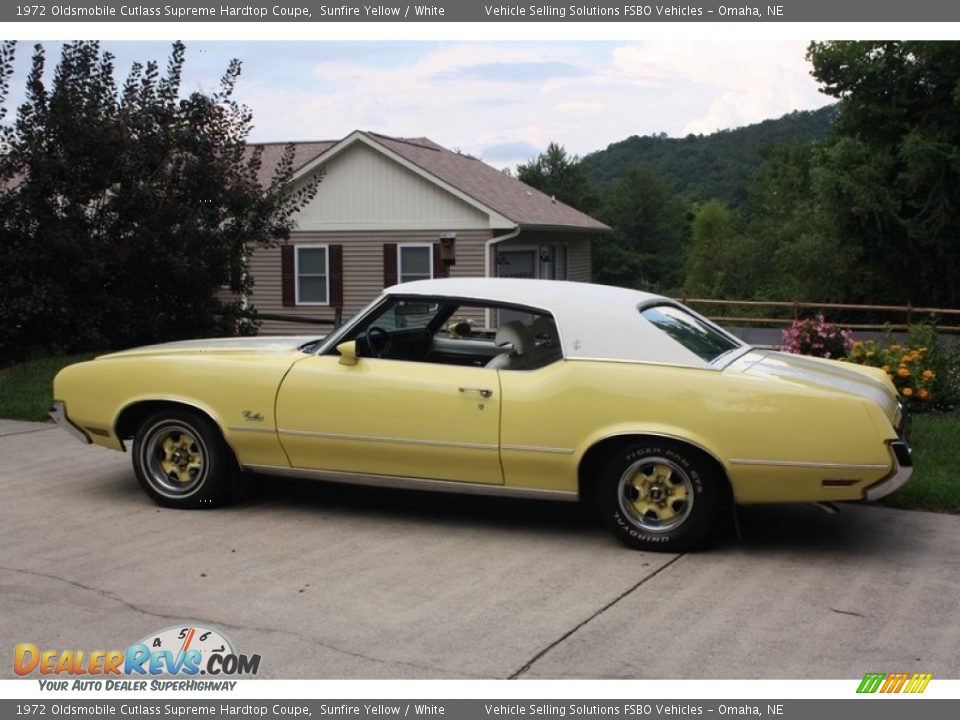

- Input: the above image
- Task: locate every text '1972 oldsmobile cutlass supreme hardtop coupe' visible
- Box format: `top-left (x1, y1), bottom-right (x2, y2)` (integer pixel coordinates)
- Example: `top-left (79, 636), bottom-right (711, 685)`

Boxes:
top-left (51, 278), bottom-right (912, 552)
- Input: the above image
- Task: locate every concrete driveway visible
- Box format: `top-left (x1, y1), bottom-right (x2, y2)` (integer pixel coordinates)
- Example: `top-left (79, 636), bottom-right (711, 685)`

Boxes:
top-left (2, 419), bottom-right (959, 679)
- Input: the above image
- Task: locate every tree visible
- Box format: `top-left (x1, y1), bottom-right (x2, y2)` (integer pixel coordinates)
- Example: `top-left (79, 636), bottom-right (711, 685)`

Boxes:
top-left (0, 41), bottom-right (319, 363)
top-left (683, 200), bottom-right (767, 299)
top-left (595, 167), bottom-right (689, 292)
top-left (517, 142), bottom-right (599, 214)
top-left (803, 41), bottom-right (960, 307)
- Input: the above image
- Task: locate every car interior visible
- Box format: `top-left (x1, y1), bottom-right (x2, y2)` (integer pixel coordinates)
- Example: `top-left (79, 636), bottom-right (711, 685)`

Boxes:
top-left (333, 298), bottom-right (564, 370)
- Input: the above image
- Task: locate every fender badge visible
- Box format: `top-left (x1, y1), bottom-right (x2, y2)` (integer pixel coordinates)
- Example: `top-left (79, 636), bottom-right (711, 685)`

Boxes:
top-left (242, 410), bottom-right (264, 422)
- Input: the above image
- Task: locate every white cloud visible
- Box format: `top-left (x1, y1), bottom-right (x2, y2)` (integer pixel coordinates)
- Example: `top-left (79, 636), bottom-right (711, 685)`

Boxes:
top-left (234, 41), bottom-right (832, 169)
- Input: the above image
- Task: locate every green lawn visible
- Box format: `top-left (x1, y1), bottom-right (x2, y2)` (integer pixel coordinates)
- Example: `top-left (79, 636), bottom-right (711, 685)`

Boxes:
top-left (0, 353), bottom-right (100, 421)
top-left (1, 354), bottom-right (958, 512)
top-left (884, 412), bottom-right (960, 513)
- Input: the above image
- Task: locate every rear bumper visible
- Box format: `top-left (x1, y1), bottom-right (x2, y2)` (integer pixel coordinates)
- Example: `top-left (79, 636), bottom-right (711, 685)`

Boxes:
top-left (49, 401), bottom-right (92, 445)
top-left (864, 440), bottom-right (912, 501)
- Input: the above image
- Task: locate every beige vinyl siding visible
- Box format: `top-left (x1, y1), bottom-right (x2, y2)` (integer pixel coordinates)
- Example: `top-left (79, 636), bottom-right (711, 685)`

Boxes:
top-left (293, 143), bottom-right (490, 232)
top-left (494, 232), bottom-right (595, 284)
top-left (567, 236), bottom-right (592, 282)
top-left (249, 229), bottom-right (492, 335)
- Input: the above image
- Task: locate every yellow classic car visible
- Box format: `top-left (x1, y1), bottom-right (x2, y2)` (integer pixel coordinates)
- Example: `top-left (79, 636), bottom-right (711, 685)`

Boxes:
top-left (51, 278), bottom-right (912, 551)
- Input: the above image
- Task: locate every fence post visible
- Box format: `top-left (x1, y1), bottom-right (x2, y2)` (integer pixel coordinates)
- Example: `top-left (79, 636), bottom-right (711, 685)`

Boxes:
top-left (907, 302), bottom-right (913, 327)
top-left (334, 306), bottom-right (343, 328)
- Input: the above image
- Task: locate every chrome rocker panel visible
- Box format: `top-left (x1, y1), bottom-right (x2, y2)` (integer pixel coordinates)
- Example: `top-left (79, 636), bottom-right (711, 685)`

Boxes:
top-left (242, 464), bottom-right (579, 502)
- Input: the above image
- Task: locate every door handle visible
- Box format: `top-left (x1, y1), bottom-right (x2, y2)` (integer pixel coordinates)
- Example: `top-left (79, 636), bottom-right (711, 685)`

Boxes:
top-left (459, 387), bottom-right (493, 398)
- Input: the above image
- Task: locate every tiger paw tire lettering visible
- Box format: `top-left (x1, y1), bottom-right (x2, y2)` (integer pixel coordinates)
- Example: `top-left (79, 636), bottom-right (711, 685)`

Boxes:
top-left (597, 440), bottom-right (723, 552)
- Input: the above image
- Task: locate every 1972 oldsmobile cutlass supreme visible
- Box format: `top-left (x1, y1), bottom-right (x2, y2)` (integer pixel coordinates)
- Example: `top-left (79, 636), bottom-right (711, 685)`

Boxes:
top-left (51, 278), bottom-right (912, 551)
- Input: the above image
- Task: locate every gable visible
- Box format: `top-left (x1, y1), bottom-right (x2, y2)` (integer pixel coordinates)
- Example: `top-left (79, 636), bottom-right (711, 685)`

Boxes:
top-left (291, 142), bottom-right (491, 232)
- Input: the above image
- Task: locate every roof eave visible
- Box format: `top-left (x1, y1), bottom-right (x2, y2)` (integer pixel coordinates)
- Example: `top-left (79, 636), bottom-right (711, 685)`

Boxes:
top-left (514, 222), bottom-right (612, 233)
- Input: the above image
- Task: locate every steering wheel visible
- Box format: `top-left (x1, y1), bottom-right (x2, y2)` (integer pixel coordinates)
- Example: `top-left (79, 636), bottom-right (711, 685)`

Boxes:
top-left (366, 326), bottom-right (393, 358)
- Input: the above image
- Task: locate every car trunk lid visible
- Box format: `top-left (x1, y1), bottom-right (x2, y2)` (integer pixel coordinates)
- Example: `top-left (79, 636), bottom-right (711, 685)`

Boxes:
top-left (725, 349), bottom-right (900, 421)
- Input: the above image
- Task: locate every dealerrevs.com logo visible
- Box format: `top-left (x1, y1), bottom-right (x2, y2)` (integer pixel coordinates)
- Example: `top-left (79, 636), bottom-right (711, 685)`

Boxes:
top-left (857, 672), bottom-right (933, 694)
top-left (15, 625), bottom-right (260, 690)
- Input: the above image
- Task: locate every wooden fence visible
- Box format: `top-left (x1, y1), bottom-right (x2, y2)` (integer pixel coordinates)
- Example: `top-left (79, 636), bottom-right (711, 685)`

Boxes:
top-left (679, 298), bottom-right (960, 334)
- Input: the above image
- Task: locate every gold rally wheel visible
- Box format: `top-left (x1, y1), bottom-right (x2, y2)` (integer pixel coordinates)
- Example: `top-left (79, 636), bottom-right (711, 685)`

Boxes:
top-left (132, 408), bottom-right (235, 509)
top-left (597, 440), bottom-right (723, 552)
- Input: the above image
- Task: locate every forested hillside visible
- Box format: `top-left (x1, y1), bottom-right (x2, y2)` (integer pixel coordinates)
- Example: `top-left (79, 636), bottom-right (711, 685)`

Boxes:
top-left (581, 105), bottom-right (839, 207)
top-left (522, 42), bottom-right (960, 310)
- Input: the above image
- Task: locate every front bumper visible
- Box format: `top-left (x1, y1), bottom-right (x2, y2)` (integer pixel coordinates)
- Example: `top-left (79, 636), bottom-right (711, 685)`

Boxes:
top-left (49, 401), bottom-right (92, 445)
top-left (864, 440), bottom-right (913, 501)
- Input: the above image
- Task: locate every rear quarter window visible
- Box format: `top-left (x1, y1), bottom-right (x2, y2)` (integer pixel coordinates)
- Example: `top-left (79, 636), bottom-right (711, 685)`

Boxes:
top-left (640, 305), bottom-right (741, 363)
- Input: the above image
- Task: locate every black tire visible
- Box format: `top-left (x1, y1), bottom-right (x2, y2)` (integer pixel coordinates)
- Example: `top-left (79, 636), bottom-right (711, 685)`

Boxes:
top-left (596, 439), bottom-right (724, 552)
top-left (132, 408), bottom-right (237, 509)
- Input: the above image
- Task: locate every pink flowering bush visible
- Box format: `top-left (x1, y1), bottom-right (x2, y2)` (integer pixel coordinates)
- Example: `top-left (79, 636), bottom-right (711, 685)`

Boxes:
top-left (780, 315), bottom-right (853, 359)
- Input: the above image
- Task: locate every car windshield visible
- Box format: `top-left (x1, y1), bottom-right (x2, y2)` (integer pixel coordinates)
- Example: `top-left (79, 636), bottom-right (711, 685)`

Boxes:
top-left (640, 305), bottom-right (741, 363)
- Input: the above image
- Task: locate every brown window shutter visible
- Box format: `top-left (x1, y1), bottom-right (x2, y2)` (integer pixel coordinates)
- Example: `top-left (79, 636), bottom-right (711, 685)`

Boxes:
top-left (432, 242), bottom-right (448, 279)
top-left (329, 244), bottom-right (343, 308)
top-left (281, 244), bottom-right (295, 307)
top-left (383, 243), bottom-right (398, 287)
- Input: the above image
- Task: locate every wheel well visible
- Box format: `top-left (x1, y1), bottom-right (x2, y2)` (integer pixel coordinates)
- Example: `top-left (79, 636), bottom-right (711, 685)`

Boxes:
top-left (578, 434), bottom-right (734, 505)
top-left (115, 400), bottom-right (219, 442)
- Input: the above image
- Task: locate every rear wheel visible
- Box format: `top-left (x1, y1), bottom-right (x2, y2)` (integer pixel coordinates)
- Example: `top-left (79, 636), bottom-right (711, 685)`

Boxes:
top-left (132, 408), bottom-right (236, 508)
top-left (597, 440), bottom-right (723, 552)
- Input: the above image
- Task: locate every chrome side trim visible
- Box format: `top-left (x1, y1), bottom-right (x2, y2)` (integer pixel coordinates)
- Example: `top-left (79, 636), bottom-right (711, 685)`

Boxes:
top-left (501, 444), bottom-right (575, 455)
top-left (729, 458), bottom-right (889, 470)
top-left (226, 426), bottom-right (278, 434)
top-left (566, 357), bottom-right (723, 371)
top-left (865, 442), bottom-right (913, 501)
top-left (276, 428), bottom-right (498, 452)
top-left (49, 401), bottom-right (92, 445)
top-left (242, 464), bottom-right (580, 502)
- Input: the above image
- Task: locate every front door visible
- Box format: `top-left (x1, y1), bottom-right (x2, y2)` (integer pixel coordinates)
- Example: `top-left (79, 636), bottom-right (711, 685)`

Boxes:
top-left (275, 355), bottom-right (503, 484)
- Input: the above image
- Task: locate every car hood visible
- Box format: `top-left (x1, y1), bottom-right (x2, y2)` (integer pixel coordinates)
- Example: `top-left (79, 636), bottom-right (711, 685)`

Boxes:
top-left (96, 336), bottom-right (323, 359)
top-left (725, 349), bottom-right (900, 420)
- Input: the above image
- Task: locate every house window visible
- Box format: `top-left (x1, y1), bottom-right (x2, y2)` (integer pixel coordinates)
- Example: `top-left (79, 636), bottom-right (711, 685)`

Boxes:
top-left (398, 244), bottom-right (433, 284)
top-left (295, 245), bottom-right (329, 305)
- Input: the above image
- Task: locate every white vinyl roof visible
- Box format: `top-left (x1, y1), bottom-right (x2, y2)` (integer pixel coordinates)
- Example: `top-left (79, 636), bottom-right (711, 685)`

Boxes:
top-left (385, 278), bottom-right (743, 367)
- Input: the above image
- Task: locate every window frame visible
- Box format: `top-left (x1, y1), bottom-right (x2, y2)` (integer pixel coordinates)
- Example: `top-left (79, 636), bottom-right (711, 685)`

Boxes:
top-left (294, 244), bottom-right (331, 307)
top-left (397, 243), bottom-right (434, 284)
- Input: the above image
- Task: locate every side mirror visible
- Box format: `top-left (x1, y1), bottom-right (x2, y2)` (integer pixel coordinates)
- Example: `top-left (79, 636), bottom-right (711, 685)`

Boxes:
top-left (337, 341), bottom-right (358, 366)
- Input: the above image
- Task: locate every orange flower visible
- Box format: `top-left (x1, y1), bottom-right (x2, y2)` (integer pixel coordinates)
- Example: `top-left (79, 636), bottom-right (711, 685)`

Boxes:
top-left (897, 367), bottom-right (910, 378)
top-left (918, 388), bottom-right (930, 400)
top-left (902, 387), bottom-right (914, 397)
top-left (922, 369), bottom-right (935, 379)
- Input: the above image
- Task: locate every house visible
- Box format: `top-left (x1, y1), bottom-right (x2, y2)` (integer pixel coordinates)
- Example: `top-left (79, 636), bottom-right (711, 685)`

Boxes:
top-left (247, 131), bottom-right (610, 334)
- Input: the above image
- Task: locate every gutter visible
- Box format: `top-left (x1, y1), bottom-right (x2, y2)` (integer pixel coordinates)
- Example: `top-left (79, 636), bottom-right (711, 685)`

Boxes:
top-left (484, 225), bottom-right (522, 279)
top-left (483, 225), bottom-right (521, 330)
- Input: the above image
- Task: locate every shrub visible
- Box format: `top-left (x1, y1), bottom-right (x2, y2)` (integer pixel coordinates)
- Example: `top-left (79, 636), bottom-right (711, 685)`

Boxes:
top-left (847, 339), bottom-right (935, 405)
top-left (780, 315), bottom-right (853, 359)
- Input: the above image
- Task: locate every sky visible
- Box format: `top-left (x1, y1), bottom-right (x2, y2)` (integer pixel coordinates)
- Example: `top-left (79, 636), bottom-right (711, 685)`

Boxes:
top-left (2, 40), bottom-right (834, 170)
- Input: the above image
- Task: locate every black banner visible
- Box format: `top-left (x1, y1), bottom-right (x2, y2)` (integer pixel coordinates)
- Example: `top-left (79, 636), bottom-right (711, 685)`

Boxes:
top-left (3, 0), bottom-right (960, 23)
top-left (2, 699), bottom-right (959, 720)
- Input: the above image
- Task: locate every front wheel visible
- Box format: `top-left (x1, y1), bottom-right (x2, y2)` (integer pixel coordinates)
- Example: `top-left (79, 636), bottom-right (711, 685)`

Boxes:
top-left (132, 409), bottom-right (236, 509)
top-left (596, 440), bottom-right (724, 552)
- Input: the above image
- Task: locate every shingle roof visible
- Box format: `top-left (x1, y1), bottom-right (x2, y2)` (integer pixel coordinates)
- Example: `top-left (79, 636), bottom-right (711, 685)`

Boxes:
top-left (245, 141), bottom-right (336, 188)
top-left (367, 133), bottom-right (608, 231)
top-left (249, 132), bottom-right (609, 232)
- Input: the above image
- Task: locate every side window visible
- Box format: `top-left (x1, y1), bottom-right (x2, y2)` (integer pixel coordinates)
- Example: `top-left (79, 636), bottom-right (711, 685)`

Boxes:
top-left (398, 245), bottom-right (433, 283)
top-left (337, 298), bottom-right (563, 370)
top-left (296, 246), bottom-right (328, 305)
